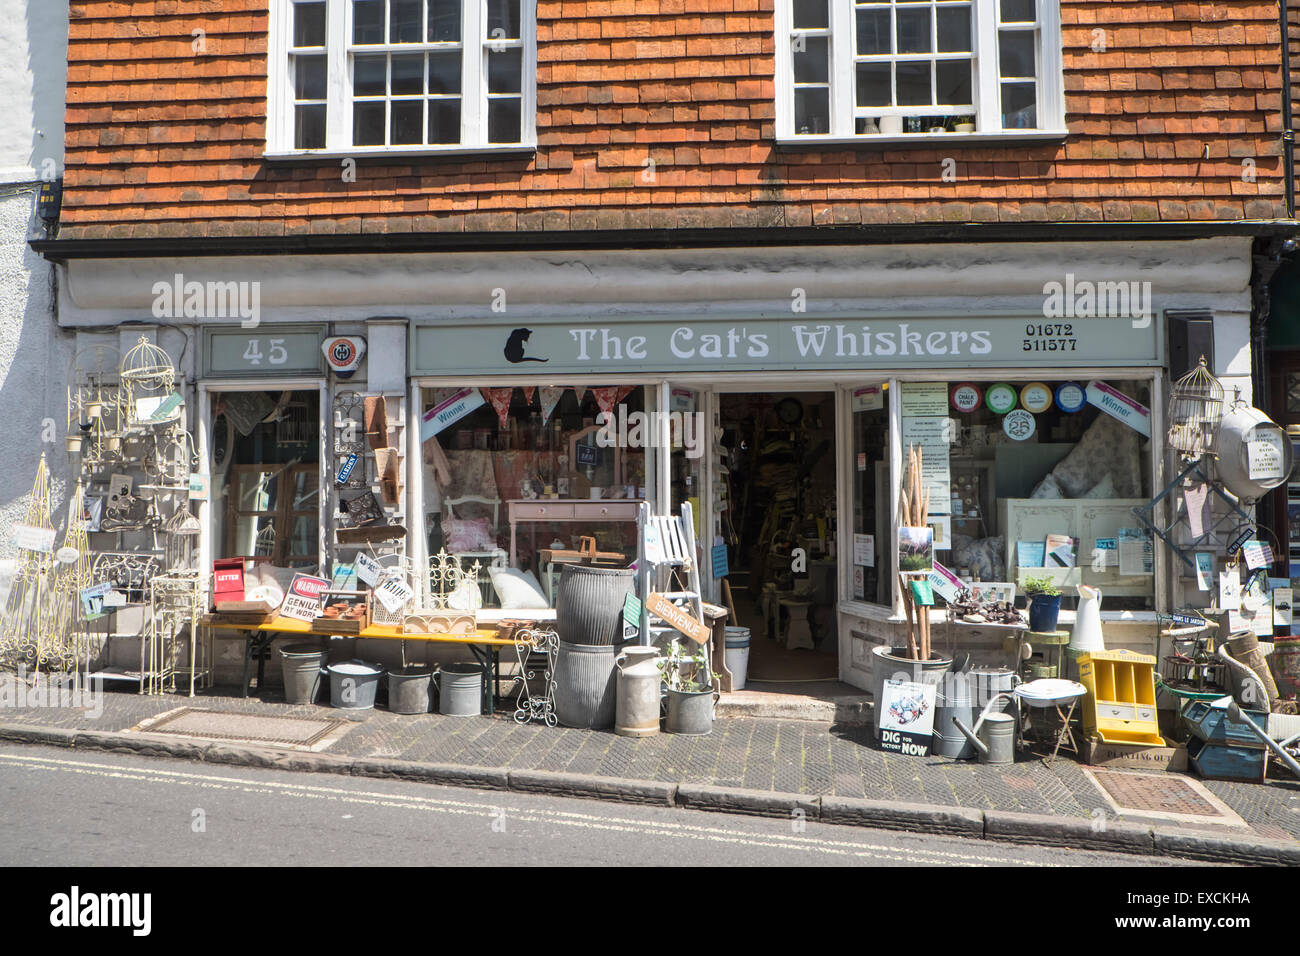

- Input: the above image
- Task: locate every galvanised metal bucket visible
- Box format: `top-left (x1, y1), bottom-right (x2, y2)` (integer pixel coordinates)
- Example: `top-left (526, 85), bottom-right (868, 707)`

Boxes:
top-left (435, 662), bottom-right (483, 717)
top-left (665, 686), bottom-right (715, 736)
top-left (279, 643), bottom-right (324, 705)
top-left (554, 641), bottom-right (619, 729)
top-left (933, 673), bottom-right (976, 759)
top-left (388, 666), bottom-right (433, 715)
top-left (555, 565), bottom-right (634, 646)
top-left (328, 660), bottom-right (384, 710)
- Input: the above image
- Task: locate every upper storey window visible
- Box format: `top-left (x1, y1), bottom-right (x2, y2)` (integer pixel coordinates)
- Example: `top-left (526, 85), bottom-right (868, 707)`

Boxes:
top-left (269, 0), bottom-right (536, 156)
top-left (775, 0), bottom-right (1065, 141)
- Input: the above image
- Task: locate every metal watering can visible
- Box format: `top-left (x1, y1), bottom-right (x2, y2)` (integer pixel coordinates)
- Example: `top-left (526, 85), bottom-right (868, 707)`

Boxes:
top-left (952, 692), bottom-right (1018, 765)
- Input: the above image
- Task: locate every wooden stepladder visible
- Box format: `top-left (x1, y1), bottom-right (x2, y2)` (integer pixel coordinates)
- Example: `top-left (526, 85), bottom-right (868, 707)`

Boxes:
top-left (635, 501), bottom-right (710, 653)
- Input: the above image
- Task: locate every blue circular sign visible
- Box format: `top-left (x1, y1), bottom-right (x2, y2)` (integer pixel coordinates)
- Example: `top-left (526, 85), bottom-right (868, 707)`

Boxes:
top-left (1055, 382), bottom-right (1086, 413)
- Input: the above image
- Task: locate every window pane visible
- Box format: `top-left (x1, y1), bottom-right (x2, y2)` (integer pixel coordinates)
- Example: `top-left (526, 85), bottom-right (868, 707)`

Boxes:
top-left (428, 0), bottom-right (462, 42)
top-left (294, 104), bottom-right (326, 148)
top-left (851, 388), bottom-right (891, 604)
top-left (352, 0), bottom-right (385, 44)
top-left (390, 0), bottom-right (422, 43)
top-left (937, 6), bottom-right (972, 52)
top-left (856, 8), bottom-right (891, 55)
top-left (487, 0), bottom-right (521, 39)
top-left (354, 101), bottom-right (386, 144)
top-left (1001, 81), bottom-right (1036, 127)
top-left (1001, 0), bottom-right (1035, 22)
top-left (392, 53), bottom-right (425, 94)
top-left (429, 99), bottom-right (461, 143)
top-left (293, 1), bottom-right (327, 47)
top-left (488, 48), bottom-right (523, 94)
top-left (429, 51), bottom-right (462, 93)
top-left (792, 0), bottom-right (828, 29)
top-left (793, 87), bottom-right (829, 134)
top-left (391, 100), bottom-right (424, 144)
top-left (896, 8), bottom-right (931, 54)
top-left (354, 53), bottom-right (387, 96)
top-left (294, 54), bottom-right (327, 100)
top-left (936, 59), bottom-right (972, 105)
top-left (896, 61), bottom-right (932, 105)
top-left (855, 62), bottom-right (892, 106)
top-left (793, 36), bottom-right (829, 83)
top-left (487, 96), bottom-right (522, 142)
top-left (999, 30), bottom-right (1036, 77)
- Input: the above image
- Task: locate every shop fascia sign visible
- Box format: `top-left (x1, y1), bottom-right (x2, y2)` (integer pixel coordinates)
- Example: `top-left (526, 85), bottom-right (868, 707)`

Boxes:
top-left (411, 314), bottom-right (1162, 376)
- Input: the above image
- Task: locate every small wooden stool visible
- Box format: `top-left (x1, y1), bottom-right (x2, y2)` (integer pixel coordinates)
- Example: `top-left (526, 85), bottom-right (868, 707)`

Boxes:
top-left (780, 599), bottom-right (814, 650)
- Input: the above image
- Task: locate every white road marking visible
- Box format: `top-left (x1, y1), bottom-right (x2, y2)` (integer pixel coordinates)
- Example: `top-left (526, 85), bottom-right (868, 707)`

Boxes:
top-left (0, 750), bottom-right (1084, 865)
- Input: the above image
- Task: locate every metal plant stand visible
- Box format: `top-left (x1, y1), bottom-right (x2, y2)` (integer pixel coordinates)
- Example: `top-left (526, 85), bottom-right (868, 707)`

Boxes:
top-left (146, 571), bottom-right (208, 696)
top-left (511, 627), bottom-right (558, 727)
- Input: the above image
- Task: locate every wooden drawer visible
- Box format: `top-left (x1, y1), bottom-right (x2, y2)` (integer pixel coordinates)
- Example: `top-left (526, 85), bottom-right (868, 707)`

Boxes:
top-left (1098, 702), bottom-right (1136, 721)
top-left (514, 503), bottom-right (576, 520)
top-left (578, 502), bottom-right (640, 520)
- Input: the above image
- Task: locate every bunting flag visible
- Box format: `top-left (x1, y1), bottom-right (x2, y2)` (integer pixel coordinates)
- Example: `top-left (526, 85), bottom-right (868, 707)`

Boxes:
top-left (539, 386), bottom-right (565, 424)
top-left (591, 386), bottom-right (620, 420)
top-left (616, 385), bottom-right (636, 405)
top-left (522, 386), bottom-right (537, 405)
top-left (483, 387), bottom-right (514, 430)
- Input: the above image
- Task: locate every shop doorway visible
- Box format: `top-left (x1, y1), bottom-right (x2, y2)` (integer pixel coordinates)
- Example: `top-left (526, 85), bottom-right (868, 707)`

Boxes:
top-left (209, 389), bottom-right (321, 569)
top-left (717, 391), bottom-right (839, 682)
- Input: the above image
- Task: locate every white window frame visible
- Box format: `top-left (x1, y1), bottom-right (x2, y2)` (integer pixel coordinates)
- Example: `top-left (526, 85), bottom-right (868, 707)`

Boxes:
top-left (267, 0), bottom-right (537, 158)
top-left (775, 0), bottom-right (1065, 146)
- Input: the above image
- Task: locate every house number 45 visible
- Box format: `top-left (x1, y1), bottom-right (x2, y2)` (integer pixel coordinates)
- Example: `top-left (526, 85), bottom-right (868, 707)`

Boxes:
top-left (243, 338), bottom-right (288, 366)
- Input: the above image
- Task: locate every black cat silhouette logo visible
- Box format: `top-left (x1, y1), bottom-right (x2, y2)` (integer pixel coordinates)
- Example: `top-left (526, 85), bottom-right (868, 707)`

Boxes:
top-left (504, 328), bottom-right (548, 363)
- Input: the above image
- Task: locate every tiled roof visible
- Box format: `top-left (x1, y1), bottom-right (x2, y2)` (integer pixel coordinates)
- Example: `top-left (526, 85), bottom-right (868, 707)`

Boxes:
top-left (58, 0), bottom-right (1288, 240)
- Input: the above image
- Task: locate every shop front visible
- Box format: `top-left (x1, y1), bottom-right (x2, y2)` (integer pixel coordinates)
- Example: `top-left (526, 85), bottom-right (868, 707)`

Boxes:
top-left (410, 309), bottom-right (1170, 689)
top-left (45, 238), bottom-right (1256, 693)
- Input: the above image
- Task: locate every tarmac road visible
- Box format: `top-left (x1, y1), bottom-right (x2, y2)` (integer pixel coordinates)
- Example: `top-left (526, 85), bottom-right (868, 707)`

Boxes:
top-left (0, 744), bottom-right (1207, 867)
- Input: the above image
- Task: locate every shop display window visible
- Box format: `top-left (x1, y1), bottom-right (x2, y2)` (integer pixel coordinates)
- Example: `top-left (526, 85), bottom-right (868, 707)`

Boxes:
top-left (421, 385), bottom-right (647, 607)
top-left (851, 378), bottom-right (1156, 613)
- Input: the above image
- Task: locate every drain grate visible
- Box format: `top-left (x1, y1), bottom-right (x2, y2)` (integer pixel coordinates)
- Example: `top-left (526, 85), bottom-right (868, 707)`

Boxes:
top-left (1091, 770), bottom-right (1219, 815)
top-left (1084, 769), bottom-right (1248, 827)
top-left (133, 708), bottom-right (349, 749)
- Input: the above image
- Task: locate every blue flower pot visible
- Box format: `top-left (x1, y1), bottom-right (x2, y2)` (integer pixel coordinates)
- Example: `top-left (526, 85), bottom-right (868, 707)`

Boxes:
top-left (1028, 594), bottom-right (1063, 633)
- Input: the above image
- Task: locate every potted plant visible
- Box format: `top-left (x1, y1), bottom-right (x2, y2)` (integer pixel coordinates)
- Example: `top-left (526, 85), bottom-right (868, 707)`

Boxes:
top-left (873, 444), bottom-right (953, 740)
top-left (660, 642), bottom-right (718, 736)
top-left (1022, 575), bottom-right (1063, 633)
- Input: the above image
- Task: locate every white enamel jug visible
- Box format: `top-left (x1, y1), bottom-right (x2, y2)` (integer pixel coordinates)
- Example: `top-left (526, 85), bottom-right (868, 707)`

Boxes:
top-left (1070, 584), bottom-right (1105, 653)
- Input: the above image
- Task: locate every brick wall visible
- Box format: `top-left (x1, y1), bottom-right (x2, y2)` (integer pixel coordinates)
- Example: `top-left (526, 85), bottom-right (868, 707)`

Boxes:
top-left (58, 0), bottom-right (1288, 240)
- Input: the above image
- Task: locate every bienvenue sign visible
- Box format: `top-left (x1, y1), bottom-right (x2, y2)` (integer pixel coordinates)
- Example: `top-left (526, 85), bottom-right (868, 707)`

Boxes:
top-left (411, 315), bottom-right (1162, 376)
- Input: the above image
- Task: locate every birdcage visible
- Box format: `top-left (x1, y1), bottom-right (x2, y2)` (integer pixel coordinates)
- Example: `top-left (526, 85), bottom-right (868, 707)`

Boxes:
top-left (119, 336), bottom-right (178, 424)
top-left (1167, 356), bottom-right (1224, 460)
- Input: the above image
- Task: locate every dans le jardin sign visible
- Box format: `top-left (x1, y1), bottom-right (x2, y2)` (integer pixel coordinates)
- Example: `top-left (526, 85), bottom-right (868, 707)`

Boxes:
top-left (411, 315), bottom-right (1162, 376)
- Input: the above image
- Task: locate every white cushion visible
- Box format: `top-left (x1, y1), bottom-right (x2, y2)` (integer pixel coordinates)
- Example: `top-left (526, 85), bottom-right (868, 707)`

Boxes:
top-left (1081, 473), bottom-right (1117, 499)
top-left (489, 567), bottom-right (551, 609)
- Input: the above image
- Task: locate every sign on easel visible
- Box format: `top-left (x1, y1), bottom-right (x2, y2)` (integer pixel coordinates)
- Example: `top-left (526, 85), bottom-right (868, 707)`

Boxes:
top-left (646, 591), bottom-right (711, 645)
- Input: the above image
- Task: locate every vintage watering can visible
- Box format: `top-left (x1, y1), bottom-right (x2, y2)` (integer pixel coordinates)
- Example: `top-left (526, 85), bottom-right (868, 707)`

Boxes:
top-left (952, 692), bottom-right (1018, 765)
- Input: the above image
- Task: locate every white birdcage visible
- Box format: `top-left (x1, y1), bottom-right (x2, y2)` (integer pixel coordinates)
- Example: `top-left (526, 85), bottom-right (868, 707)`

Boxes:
top-left (119, 336), bottom-right (178, 423)
top-left (1166, 356), bottom-right (1224, 460)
